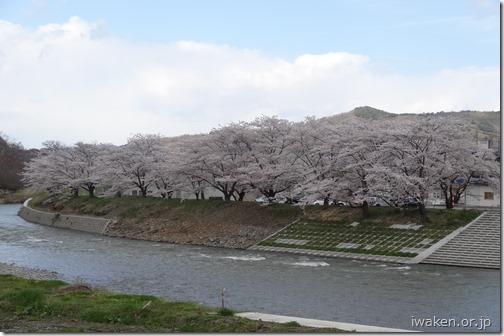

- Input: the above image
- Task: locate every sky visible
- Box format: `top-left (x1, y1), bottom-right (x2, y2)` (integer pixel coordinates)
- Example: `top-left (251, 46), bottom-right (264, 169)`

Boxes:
top-left (0, 0), bottom-right (500, 149)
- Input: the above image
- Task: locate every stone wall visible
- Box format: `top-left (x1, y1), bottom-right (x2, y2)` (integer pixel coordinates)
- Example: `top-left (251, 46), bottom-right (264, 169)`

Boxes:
top-left (18, 199), bottom-right (109, 234)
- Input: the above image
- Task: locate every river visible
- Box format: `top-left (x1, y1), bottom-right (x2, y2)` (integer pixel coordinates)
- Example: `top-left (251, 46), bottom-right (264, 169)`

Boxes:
top-left (0, 204), bottom-right (500, 332)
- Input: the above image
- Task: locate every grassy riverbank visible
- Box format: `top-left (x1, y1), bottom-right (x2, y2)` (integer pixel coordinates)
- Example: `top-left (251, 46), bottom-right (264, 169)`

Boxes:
top-left (0, 189), bottom-right (36, 204)
top-left (259, 206), bottom-right (482, 257)
top-left (0, 274), bottom-right (344, 332)
top-left (30, 193), bottom-right (304, 249)
top-left (28, 193), bottom-right (482, 258)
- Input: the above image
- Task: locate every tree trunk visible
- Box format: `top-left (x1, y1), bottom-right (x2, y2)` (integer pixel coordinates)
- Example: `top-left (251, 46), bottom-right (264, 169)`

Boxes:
top-left (238, 191), bottom-right (245, 201)
top-left (140, 187), bottom-right (147, 197)
top-left (445, 190), bottom-right (454, 209)
top-left (418, 203), bottom-right (429, 223)
top-left (361, 200), bottom-right (370, 218)
top-left (115, 191), bottom-right (122, 197)
top-left (201, 190), bottom-right (205, 199)
top-left (441, 188), bottom-right (453, 209)
top-left (262, 189), bottom-right (276, 199)
top-left (194, 192), bottom-right (199, 200)
top-left (444, 195), bottom-right (453, 209)
top-left (87, 185), bottom-right (95, 198)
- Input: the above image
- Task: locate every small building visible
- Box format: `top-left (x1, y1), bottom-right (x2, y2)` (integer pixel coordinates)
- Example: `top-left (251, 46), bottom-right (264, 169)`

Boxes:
top-left (462, 184), bottom-right (500, 207)
top-left (427, 183), bottom-right (500, 208)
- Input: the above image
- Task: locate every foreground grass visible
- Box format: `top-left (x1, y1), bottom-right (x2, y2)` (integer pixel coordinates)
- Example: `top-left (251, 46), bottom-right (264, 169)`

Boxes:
top-left (259, 206), bottom-right (482, 257)
top-left (0, 275), bottom-right (343, 333)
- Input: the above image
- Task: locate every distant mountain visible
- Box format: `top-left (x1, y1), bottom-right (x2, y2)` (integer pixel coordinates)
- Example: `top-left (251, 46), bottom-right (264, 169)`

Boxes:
top-left (348, 106), bottom-right (395, 120)
top-left (160, 106), bottom-right (501, 153)
top-left (325, 106), bottom-right (500, 151)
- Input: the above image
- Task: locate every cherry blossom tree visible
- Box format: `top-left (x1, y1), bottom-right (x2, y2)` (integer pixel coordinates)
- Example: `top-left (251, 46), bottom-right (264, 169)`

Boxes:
top-left (289, 117), bottom-right (342, 206)
top-left (22, 113), bottom-right (499, 216)
top-left (103, 134), bottom-right (164, 197)
top-left (23, 141), bottom-right (106, 198)
top-left (178, 124), bottom-right (251, 201)
top-left (67, 141), bottom-right (108, 198)
top-left (23, 141), bottom-right (68, 194)
top-left (427, 121), bottom-right (500, 208)
top-left (332, 120), bottom-right (391, 217)
top-left (243, 115), bottom-right (300, 202)
top-left (155, 140), bottom-right (208, 199)
top-left (366, 117), bottom-right (477, 221)
top-left (150, 144), bottom-right (180, 198)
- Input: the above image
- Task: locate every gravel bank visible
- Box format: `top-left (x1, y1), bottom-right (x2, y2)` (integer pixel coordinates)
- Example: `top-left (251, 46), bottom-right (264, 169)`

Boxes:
top-left (0, 262), bottom-right (62, 280)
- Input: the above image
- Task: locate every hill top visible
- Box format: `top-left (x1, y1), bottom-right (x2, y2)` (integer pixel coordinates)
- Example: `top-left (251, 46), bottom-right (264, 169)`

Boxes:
top-left (324, 106), bottom-right (500, 150)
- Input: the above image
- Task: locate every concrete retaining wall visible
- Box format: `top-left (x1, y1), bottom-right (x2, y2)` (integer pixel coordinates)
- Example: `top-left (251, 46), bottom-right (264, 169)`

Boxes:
top-left (18, 199), bottom-right (110, 234)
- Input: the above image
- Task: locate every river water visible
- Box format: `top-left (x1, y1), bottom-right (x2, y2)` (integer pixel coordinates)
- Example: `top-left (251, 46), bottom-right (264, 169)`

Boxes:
top-left (0, 204), bottom-right (500, 332)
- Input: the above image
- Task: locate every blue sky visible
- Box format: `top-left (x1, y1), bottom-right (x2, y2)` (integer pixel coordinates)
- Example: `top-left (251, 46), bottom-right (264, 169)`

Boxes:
top-left (0, 0), bottom-right (500, 148)
top-left (3, 0), bottom-right (499, 72)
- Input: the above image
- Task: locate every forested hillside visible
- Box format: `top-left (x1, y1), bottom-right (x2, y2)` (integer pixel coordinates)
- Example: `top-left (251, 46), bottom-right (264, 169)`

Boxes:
top-left (0, 134), bottom-right (37, 192)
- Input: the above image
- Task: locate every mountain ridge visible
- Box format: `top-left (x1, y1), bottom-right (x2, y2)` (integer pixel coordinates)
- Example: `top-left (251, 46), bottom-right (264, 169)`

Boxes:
top-left (324, 106), bottom-right (500, 150)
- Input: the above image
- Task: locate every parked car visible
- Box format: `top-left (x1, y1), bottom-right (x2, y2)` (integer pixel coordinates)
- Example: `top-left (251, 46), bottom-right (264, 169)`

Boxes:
top-left (401, 197), bottom-right (419, 208)
top-left (349, 197), bottom-right (363, 206)
top-left (311, 199), bottom-right (348, 206)
top-left (390, 197), bottom-right (419, 208)
top-left (274, 196), bottom-right (288, 204)
top-left (256, 195), bottom-right (288, 204)
top-left (369, 196), bottom-right (390, 207)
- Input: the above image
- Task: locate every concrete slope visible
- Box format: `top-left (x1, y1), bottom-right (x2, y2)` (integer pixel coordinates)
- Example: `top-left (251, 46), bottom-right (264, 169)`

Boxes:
top-left (421, 211), bottom-right (500, 269)
top-left (235, 312), bottom-right (415, 332)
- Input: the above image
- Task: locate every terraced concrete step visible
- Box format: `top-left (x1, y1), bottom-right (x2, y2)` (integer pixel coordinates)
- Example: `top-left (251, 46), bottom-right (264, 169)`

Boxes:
top-left (427, 249), bottom-right (500, 255)
top-left (421, 211), bottom-right (500, 269)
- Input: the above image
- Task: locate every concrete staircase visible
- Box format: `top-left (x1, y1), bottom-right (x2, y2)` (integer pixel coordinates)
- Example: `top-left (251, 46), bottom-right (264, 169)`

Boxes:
top-left (421, 211), bottom-right (501, 269)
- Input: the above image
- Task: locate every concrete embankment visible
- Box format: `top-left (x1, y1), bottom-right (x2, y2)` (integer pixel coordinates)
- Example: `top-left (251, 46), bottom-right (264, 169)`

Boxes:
top-left (18, 199), bottom-right (109, 234)
top-left (420, 210), bottom-right (500, 269)
top-left (249, 210), bottom-right (501, 268)
top-left (235, 312), bottom-right (416, 332)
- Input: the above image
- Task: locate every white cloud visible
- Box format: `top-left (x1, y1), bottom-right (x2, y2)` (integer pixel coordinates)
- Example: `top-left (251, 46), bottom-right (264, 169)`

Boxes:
top-left (465, 0), bottom-right (500, 10)
top-left (0, 17), bottom-right (499, 148)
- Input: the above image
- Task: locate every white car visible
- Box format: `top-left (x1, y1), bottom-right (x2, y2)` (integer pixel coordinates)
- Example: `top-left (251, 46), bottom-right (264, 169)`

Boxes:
top-left (256, 195), bottom-right (288, 204)
top-left (312, 199), bottom-right (348, 206)
top-left (269, 196), bottom-right (287, 204)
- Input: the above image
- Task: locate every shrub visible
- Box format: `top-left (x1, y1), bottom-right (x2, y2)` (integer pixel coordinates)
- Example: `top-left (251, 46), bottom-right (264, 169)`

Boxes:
top-left (217, 308), bottom-right (234, 316)
top-left (11, 287), bottom-right (46, 315)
